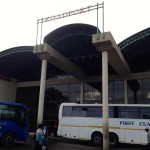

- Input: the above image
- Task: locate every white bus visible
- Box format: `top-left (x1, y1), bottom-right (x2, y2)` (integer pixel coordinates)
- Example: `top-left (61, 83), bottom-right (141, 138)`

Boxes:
top-left (57, 103), bottom-right (150, 147)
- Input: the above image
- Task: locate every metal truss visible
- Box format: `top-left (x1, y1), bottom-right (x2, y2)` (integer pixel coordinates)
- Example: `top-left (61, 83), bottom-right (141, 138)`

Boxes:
top-left (118, 27), bottom-right (150, 50)
top-left (0, 46), bottom-right (33, 58)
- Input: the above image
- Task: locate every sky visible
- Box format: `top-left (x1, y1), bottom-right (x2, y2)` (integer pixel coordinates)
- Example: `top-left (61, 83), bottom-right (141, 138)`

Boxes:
top-left (0, 0), bottom-right (149, 51)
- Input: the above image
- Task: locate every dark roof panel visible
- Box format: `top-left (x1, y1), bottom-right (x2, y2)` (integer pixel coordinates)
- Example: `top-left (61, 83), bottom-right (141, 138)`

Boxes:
top-left (0, 46), bottom-right (65, 81)
top-left (119, 27), bottom-right (150, 72)
top-left (44, 23), bottom-right (113, 76)
top-left (0, 24), bottom-right (149, 83)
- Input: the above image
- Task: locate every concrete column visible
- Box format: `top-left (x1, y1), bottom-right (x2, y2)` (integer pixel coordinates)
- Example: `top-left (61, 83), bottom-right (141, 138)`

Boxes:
top-left (124, 80), bottom-right (128, 104)
top-left (37, 58), bottom-right (47, 125)
top-left (102, 50), bottom-right (109, 150)
top-left (80, 83), bottom-right (84, 104)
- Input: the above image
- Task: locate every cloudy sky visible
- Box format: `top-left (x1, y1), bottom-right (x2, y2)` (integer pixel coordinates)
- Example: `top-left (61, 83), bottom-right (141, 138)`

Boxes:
top-left (0, 0), bottom-right (149, 51)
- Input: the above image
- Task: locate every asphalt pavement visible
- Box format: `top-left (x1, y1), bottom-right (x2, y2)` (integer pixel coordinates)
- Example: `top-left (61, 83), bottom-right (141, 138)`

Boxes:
top-left (0, 134), bottom-right (146, 150)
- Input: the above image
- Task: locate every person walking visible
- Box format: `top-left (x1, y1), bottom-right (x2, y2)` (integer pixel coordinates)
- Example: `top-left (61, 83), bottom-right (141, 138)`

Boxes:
top-left (145, 127), bottom-right (150, 150)
top-left (34, 124), bottom-right (45, 150)
top-left (43, 125), bottom-right (49, 150)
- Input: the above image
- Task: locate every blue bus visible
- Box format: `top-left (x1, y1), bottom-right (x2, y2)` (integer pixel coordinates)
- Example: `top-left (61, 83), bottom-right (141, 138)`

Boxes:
top-left (0, 101), bottom-right (29, 146)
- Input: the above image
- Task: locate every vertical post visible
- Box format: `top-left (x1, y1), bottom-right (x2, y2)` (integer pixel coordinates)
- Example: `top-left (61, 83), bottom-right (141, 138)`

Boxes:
top-left (80, 83), bottom-right (84, 104)
top-left (102, 50), bottom-right (109, 150)
top-left (124, 80), bottom-right (128, 104)
top-left (40, 20), bottom-right (43, 45)
top-left (97, 3), bottom-right (99, 34)
top-left (36, 20), bottom-right (39, 45)
top-left (37, 57), bottom-right (47, 124)
top-left (102, 1), bottom-right (104, 33)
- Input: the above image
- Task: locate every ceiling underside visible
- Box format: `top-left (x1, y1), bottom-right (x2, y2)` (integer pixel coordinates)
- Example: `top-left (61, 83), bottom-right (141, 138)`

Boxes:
top-left (0, 23), bottom-right (149, 91)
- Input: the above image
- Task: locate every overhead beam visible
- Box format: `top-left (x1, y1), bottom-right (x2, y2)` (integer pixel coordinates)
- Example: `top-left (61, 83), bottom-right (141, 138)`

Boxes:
top-left (92, 32), bottom-right (131, 75)
top-left (17, 71), bottom-right (150, 87)
top-left (88, 72), bottom-right (150, 82)
top-left (33, 43), bottom-right (87, 81)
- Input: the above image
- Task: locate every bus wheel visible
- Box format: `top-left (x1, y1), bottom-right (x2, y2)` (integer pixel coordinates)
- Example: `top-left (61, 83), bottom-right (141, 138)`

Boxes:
top-left (1, 132), bottom-right (15, 146)
top-left (91, 132), bottom-right (103, 146)
top-left (109, 133), bottom-right (119, 147)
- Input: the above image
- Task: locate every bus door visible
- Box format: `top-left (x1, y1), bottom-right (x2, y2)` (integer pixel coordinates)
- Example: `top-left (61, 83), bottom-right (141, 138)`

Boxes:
top-left (139, 107), bottom-right (150, 144)
top-left (124, 119), bottom-right (141, 144)
top-left (140, 121), bottom-right (148, 144)
top-left (119, 107), bottom-right (142, 144)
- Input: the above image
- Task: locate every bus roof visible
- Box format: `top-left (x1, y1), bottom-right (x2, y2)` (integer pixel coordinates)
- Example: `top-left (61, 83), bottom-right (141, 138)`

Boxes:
top-left (60, 103), bottom-right (150, 107)
top-left (0, 101), bottom-right (27, 108)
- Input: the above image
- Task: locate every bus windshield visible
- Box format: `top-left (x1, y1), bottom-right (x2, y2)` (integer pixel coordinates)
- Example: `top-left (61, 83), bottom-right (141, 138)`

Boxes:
top-left (0, 104), bottom-right (26, 128)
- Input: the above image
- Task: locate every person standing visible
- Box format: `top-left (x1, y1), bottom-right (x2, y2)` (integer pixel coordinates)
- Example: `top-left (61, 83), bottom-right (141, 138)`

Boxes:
top-left (145, 128), bottom-right (150, 150)
top-left (34, 124), bottom-right (45, 150)
top-left (43, 125), bottom-right (49, 150)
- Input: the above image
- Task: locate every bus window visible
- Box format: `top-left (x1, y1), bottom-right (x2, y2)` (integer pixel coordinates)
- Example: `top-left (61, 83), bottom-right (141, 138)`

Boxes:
top-left (140, 107), bottom-right (150, 119)
top-left (87, 107), bottom-right (102, 117)
top-left (62, 106), bottom-right (72, 116)
top-left (109, 107), bottom-right (114, 118)
top-left (119, 107), bottom-right (140, 119)
top-left (72, 107), bottom-right (87, 117)
top-left (114, 106), bottom-right (119, 118)
top-left (0, 105), bottom-right (16, 121)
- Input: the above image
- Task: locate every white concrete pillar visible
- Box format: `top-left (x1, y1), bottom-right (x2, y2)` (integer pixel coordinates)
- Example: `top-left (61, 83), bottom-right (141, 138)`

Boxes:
top-left (102, 50), bottom-right (109, 150)
top-left (124, 80), bottom-right (128, 104)
top-left (80, 83), bottom-right (84, 104)
top-left (37, 58), bottom-right (47, 124)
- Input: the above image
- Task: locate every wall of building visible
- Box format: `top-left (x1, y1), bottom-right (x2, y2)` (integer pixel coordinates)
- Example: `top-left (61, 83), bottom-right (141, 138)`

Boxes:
top-left (0, 78), bottom-right (17, 102)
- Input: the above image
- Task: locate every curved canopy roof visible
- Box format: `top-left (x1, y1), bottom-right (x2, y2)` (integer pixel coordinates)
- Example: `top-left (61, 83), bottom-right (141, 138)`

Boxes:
top-left (0, 24), bottom-right (149, 85)
top-left (0, 46), bottom-right (65, 81)
top-left (119, 27), bottom-right (150, 73)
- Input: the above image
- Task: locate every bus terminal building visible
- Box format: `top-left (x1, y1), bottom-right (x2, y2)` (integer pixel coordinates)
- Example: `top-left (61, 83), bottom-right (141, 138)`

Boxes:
top-left (0, 23), bottom-right (150, 131)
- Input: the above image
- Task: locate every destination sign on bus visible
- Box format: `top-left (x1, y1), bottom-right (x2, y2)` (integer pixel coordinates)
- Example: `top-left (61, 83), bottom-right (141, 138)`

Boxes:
top-left (120, 121), bottom-right (150, 126)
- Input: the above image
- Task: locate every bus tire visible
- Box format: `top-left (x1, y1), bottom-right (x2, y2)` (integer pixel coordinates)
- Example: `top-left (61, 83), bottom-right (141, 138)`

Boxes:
top-left (109, 132), bottom-right (119, 147)
top-left (91, 132), bottom-right (103, 146)
top-left (1, 132), bottom-right (15, 146)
